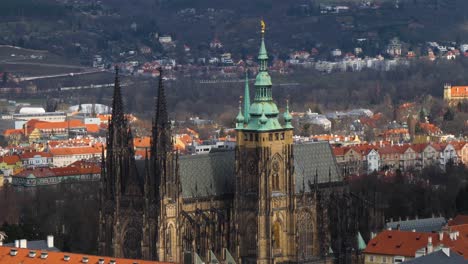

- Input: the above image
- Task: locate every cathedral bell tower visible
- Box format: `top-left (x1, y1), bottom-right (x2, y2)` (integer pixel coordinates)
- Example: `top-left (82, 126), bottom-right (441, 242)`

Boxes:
top-left (234, 20), bottom-right (295, 264)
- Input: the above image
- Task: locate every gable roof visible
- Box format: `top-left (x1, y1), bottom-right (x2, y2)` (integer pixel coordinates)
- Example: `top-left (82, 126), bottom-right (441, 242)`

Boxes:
top-left (364, 230), bottom-right (456, 257)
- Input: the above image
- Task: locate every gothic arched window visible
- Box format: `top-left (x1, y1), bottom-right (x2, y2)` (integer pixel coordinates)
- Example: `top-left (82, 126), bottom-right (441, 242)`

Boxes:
top-left (297, 211), bottom-right (313, 259)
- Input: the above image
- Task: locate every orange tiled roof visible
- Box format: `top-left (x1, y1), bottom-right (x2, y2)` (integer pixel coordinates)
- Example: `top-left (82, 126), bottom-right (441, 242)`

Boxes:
top-left (25, 120), bottom-right (85, 134)
top-left (20, 151), bottom-right (52, 159)
top-left (134, 137), bottom-right (151, 148)
top-left (3, 129), bottom-right (23, 137)
top-left (419, 123), bottom-right (441, 134)
top-left (49, 147), bottom-right (101, 156)
top-left (0, 155), bottom-right (20, 165)
top-left (450, 86), bottom-right (468, 98)
top-left (85, 124), bottom-right (100, 133)
top-left (364, 230), bottom-right (457, 257)
top-left (0, 246), bottom-right (170, 264)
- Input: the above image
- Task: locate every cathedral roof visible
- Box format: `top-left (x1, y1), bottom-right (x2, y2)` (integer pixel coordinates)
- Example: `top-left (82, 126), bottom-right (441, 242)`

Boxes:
top-left (174, 141), bottom-right (342, 199)
top-left (294, 142), bottom-right (342, 193)
top-left (179, 151), bottom-right (235, 199)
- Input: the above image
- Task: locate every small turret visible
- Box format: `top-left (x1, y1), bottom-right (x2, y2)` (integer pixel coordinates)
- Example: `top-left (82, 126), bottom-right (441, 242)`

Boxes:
top-left (243, 71), bottom-right (251, 124)
top-left (283, 99), bottom-right (293, 129)
top-left (236, 98), bottom-right (245, 129)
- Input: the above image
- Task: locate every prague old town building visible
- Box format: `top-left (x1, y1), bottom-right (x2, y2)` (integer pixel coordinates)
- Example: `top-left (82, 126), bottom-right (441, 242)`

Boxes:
top-left (98, 23), bottom-right (382, 264)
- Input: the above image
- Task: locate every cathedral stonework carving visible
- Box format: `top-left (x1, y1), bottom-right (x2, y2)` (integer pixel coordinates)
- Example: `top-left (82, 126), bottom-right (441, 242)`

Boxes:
top-left (97, 22), bottom-right (367, 264)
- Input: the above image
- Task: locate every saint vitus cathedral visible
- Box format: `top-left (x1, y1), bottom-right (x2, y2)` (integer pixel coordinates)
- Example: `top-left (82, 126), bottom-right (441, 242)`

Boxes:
top-left (98, 22), bottom-right (383, 264)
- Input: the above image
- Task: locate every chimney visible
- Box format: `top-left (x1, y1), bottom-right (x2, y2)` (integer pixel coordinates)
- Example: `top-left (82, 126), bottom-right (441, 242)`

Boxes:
top-left (82, 256), bottom-right (89, 263)
top-left (427, 237), bottom-right (433, 254)
top-left (387, 227), bottom-right (392, 231)
top-left (64, 255), bottom-right (71, 261)
top-left (412, 229), bottom-right (416, 232)
top-left (20, 239), bottom-right (27, 249)
top-left (99, 259), bottom-right (105, 264)
top-left (41, 252), bottom-right (48, 259)
top-left (110, 260), bottom-right (117, 264)
top-left (47, 235), bottom-right (54, 248)
top-left (14, 240), bottom-right (19, 248)
top-left (439, 232), bottom-right (444, 241)
top-left (10, 249), bottom-right (18, 256)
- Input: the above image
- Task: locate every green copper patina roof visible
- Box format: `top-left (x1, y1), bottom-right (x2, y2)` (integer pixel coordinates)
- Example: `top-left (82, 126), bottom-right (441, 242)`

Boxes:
top-left (243, 71), bottom-right (251, 124)
top-left (236, 22), bottom-right (293, 132)
top-left (357, 232), bottom-right (366, 251)
top-left (258, 37), bottom-right (268, 60)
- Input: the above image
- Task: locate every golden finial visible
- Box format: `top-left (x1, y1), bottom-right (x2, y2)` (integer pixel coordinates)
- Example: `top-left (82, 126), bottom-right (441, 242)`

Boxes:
top-left (260, 19), bottom-right (266, 34)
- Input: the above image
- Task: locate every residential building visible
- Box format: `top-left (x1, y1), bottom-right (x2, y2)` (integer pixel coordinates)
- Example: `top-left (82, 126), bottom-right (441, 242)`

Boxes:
top-left (49, 147), bottom-right (101, 167)
top-left (19, 151), bottom-right (53, 168)
top-left (0, 155), bottom-right (22, 176)
top-left (364, 229), bottom-right (462, 263)
top-left (13, 112), bottom-right (66, 129)
top-left (11, 160), bottom-right (100, 187)
top-left (444, 84), bottom-right (468, 105)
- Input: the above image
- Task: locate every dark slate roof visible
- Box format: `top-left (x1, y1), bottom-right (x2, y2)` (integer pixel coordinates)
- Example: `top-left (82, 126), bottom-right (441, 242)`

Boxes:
top-left (386, 217), bottom-right (447, 233)
top-left (294, 142), bottom-right (342, 193)
top-left (4, 240), bottom-right (60, 252)
top-left (404, 249), bottom-right (466, 263)
top-left (178, 142), bottom-right (341, 198)
top-left (179, 151), bottom-right (235, 198)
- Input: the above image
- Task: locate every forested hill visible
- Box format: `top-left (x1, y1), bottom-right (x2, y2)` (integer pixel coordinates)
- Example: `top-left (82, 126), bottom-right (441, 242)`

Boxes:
top-left (1, 0), bottom-right (468, 59)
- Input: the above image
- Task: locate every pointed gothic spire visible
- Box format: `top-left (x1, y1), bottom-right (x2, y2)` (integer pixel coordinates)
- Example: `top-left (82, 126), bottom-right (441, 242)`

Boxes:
top-left (155, 67), bottom-right (168, 129)
top-left (243, 71), bottom-right (250, 124)
top-left (111, 66), bottom-right (125, 128)
top-left (152, 67), bottom-right (172, 155)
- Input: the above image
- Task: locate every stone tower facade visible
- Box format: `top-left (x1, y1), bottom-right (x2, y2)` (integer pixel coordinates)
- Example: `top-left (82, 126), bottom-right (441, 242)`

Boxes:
top-left (98, 21), bottom-right (361, 264)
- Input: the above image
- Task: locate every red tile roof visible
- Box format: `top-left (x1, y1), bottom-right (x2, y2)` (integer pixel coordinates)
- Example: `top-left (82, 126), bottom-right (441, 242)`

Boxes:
top-left (450, 86), bottom-right (468, 98)
top-left (0, 246), bottom-right (170, 264)
top-left (49, 147), bottom-right (101, 156)
top-left (0, 155), bottom-right (21, 165)
top-left (449, 215), bottom-right (468, 226)
top-left (364, 230), bottom-right (456, 257)
top-left (20, 151), bottom-right (52, 159)
top-left (3, 129), bottom-right (23, 137)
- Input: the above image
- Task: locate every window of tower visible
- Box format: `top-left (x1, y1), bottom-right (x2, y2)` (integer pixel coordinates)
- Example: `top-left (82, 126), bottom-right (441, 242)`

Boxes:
top-left (269, 133), bottom-right (273, 141)
top-left (275, 133), bottom-right (279, 140)
top-left (244, 133), bottom-right (248, 141)
top-left (281, 133), bottom-right (285, 140)
top-left (249, 133), bottom-right (253, 141)
top-left (255, 134), bottom-right (259, 142)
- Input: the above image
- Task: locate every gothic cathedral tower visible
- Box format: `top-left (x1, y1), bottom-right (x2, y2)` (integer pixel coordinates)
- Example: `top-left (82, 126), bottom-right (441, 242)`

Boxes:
top-left (234, 21), bottom-right (295, 264)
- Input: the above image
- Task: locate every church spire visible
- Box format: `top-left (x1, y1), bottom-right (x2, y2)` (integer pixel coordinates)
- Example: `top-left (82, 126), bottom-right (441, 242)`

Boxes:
top-left (243, 71), bottom-right (250, 124)
top-left (111, 66), bottom-right (125, 129)
top-left (152, 68), bottom-right (171, 156)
